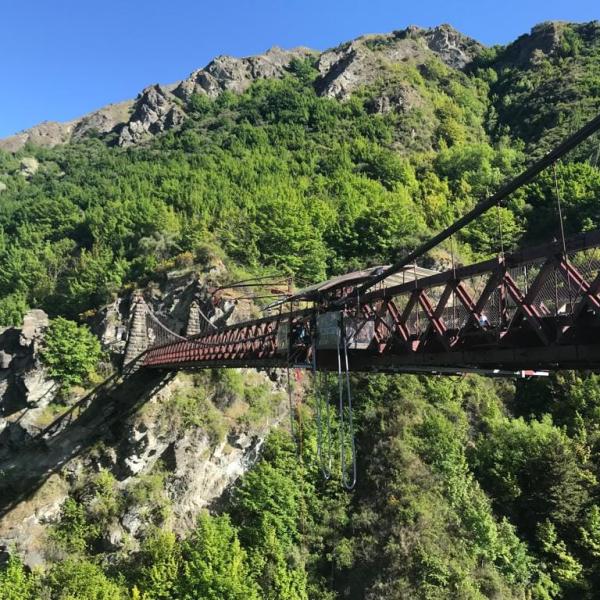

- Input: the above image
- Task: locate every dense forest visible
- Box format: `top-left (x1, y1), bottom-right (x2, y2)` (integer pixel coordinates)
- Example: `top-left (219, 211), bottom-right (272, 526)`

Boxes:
top-left (2, 19), bottom-right (600, 600)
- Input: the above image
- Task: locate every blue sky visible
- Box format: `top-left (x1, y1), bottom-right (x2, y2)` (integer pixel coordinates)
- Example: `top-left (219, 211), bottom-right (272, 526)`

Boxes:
top-left (0, 0), bottom-right (597, 138)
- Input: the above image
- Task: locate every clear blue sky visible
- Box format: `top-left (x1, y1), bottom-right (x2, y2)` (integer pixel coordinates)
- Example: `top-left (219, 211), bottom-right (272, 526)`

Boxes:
top-left (0, 0), bottom-right (597, 138)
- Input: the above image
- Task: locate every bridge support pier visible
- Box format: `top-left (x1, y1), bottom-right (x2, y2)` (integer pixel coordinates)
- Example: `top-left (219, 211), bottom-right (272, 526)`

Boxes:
top-left (123, 293), bottom-right (149, 367)
top-left (186, 301), bottom-right (202, 337)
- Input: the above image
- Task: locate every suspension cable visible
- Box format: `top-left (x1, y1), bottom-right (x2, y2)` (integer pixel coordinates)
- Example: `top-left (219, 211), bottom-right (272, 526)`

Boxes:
top-left (553, 162), bottom-right (569, 259)
top-left (352, 111), bottom-right (600, 299)
top-left (497, 203), bottom-right (505, 258)
top-left (553, 161), bottom-right (574, 313)
top-left (197, 305), bottom-right (218, 331)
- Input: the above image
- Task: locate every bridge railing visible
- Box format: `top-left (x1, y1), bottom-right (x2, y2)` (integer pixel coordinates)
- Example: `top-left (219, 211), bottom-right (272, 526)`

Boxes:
top-left (359, 230), bottom-right (600, 351)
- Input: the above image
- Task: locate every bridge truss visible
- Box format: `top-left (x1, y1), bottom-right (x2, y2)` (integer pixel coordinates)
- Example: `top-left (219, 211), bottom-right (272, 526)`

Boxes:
top-left (141, 230), bottom-right (600, 374)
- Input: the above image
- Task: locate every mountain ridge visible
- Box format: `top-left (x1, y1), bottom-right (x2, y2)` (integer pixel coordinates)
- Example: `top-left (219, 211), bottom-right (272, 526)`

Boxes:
top-left (0, 23), bottom-right (482, 151)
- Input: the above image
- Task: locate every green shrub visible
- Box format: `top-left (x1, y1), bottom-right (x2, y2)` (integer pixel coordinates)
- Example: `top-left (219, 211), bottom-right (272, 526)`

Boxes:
top-left (0, 555), bottom-right (40, 600)
top-left (40, 317), bottom-right (104, 386)
top-left (0, 292), bottom-right (28, 327)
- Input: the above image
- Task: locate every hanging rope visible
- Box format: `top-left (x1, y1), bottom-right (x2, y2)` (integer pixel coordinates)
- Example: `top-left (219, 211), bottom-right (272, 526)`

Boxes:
top-left (312, 334), bottom-right (333, 479)
top-left (286, 303), bottom-right (296, 440)
top-left (337, 311), bottom-right (357, 490)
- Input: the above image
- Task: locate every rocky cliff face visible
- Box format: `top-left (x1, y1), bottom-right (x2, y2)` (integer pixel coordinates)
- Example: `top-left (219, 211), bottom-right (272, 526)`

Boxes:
top-left (0, 24), bottom-right (484, 151)
top-left (117, 85), bottom-right (186, 147)
top-left (174, 46), bottom-right (316, 100)
top-left (0, 264), bottom-right (285, 566)
top-left (315, 24), bottom-right (482, 99)
top-left (0, 101), bottom-right (133, 152)
top-left (0, 310), bottom-right (56, 445)
top-left (0, 368), bottom-right (284, 566)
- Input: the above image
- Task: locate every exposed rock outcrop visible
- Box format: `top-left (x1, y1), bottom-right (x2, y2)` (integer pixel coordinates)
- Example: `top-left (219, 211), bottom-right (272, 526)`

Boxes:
top-left (316, 25), bottom-right (482, 99)
top-left (0, 101), bottom-right (132, 153)
top-left (0, 310), bottom-right (56, 446)
top-left (0, 121), bottom-right (74, 153)
top-left (419, 23), bottom-right (483, 69)
top-left (117, 85), bottom-right (185, 147)
top-left (174, 46), bottom-right (315, 100)
top-left (19, 157), bottom-right (39, 179)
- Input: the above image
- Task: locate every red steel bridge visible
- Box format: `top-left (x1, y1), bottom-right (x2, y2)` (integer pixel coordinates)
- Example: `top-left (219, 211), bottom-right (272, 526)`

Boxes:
top-left (139, 230), bottom-right (600, 375)
top-left (130, 113), bottom-right (600, 378)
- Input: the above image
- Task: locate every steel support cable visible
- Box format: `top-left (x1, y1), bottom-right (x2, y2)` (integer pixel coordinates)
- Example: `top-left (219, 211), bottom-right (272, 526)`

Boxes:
top-left (353, 111), bottom-right (600, 299)
top-left (197, 306), bottom-right (218, 331)
top-left (337, 312), bottom-right (357, 491)
top-left (553, 161), bottom-right (574, 314)
top-left (145, 305), bottom-right (187, 343)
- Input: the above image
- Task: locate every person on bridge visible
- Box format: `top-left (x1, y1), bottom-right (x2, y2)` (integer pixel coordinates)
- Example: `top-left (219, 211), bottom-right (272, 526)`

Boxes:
top-left (291, 321), bottom-right (311, 347)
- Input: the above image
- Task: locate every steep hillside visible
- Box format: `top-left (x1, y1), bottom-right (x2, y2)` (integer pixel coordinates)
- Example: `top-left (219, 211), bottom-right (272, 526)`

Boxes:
top-left (2, 20), bottom-right (600, 600)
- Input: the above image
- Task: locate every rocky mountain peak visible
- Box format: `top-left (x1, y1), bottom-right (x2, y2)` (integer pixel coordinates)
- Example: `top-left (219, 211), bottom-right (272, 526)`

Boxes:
top-left (420, 23), bottom-right (484, 68)
top-left (118, 84), bottom-right (185, 147)
top-left (502, 21), bottom-right (569, 67)
top-left (174, 46), bottom-right (315, 100)
top-left (499, 20), bottom-right (599, 68)
top-left (315, 24), bottom-right (482, 99)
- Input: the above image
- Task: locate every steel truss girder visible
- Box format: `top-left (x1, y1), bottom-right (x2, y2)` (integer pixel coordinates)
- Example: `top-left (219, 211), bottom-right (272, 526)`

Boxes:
top-left (142, 231), bottom-right (600, 374)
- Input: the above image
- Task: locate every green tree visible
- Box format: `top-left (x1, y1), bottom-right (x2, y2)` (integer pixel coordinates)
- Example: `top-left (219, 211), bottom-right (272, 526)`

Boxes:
top-left (45, 558), bottom-right (125, 600)
top-left (41, 317), bottom-right (104, 386)
top-left (538, 520), bottom-right (583, 593)
top-left (471, 415), bottom-right (590, 542)
top-left (249, 519), bottom-right (308, 600)
top-left (60, 246), bottom-right (126, 317)
top-left (176, 513), bottom-right (260, 600)
top-left (0, 555), bottom-right (40, 600)
top-left (0, 292), bottom-right (28, 327)
top-left (134, 529), bottom-right (180, 600)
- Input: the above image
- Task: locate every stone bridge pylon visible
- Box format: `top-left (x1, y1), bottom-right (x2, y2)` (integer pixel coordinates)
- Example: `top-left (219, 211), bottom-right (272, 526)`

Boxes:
top-left (123, 292), bottom-right (149, 366)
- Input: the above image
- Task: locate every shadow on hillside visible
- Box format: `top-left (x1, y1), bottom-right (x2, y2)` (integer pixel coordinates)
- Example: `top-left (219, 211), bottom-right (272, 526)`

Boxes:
top-left (0, 366), bottom-right (175, 519)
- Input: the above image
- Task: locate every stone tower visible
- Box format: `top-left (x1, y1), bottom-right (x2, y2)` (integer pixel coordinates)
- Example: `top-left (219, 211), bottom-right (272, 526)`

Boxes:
top-left (123, 292), bottom-right (149, 367)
